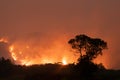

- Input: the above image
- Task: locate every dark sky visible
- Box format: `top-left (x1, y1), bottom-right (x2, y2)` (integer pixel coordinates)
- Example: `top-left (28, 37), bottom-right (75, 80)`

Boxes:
top-left (0, 0), bottom-right (120, 69)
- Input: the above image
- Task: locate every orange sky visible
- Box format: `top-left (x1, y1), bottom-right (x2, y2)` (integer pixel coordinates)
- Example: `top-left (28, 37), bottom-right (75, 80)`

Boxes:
top-left (0, 0), bottom-right (120, 69)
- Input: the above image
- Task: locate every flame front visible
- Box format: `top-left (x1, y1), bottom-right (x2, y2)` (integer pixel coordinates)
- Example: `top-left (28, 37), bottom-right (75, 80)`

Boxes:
top-left (8, 37), bottom-right (78, 66)
top-left (0, 36), bottom-right (106, 67)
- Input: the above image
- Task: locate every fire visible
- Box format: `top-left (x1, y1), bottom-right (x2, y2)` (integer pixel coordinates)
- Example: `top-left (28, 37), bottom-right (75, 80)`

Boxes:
top-left (0, 38), bottom-right (8, 43)
top-left (20, 60), bottom-right (33, 66)
top-left (9, 46), bottom-right (17, 61)
top-left (62, 59), bottom-right (67, 65)
top-left (7, 39), bottom-right (78, 66)
top-left (0, 36), bottom-right (108, 67)
top-left (3, 38), bottom-right (105, 67)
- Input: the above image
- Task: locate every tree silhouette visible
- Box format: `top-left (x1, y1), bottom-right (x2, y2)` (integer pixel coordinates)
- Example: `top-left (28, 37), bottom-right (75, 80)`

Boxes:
top-left (68, 34), bottom-right (107, 62)
top-left (68, 34), bottom-right (107, 77)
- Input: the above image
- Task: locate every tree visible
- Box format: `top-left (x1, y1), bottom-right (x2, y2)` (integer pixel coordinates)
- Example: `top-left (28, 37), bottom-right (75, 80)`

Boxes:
top-left (68, 34), bottom-right (107, 77)
top-left (68, 34), bottom-right (107, 62)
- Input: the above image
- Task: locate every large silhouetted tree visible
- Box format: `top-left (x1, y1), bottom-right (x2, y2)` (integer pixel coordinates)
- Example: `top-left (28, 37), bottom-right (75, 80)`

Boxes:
top-left (68, 34), bottom-right (107, 62)
top-left (68, 34), bottom-right (107, 77)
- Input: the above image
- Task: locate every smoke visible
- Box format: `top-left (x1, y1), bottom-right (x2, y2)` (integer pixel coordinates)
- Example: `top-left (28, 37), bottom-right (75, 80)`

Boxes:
top-left (0, 38), bottom-right (11, 59)
top-left (0, 0), bottom-right (120, 69)
top-left (7, 34), bottom-right (79, 65)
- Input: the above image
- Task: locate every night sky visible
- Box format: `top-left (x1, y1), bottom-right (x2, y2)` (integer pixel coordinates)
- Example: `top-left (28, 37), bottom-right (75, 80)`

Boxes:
top-left (0, 0), bottom-right (120, 69)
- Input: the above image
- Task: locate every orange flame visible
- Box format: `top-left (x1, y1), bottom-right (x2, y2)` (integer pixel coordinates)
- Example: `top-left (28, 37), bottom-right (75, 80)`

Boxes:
top-left (3, 36), bottom-right (107, 67)
top-left (62, 58), bottom-right (67, 65)
top-left (0, 38), bottom-right (8, 43)
top-left (7, 38), bottom-right (78, 66)
top-left (9, 46), bottom-right (17, 61)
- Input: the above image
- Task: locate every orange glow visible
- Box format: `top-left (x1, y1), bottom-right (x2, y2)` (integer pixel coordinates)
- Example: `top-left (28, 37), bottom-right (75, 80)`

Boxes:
top-left (9, 46), bottom-right (17, 61)
top-left (7, 37), bottom-right (79, 66)
top-left (0, 38), bottom-right (8, 43)
top-left (62, 58), bottom-right (67, 65)
top-left (4, 36), bottom-right (107, 67)
top-left (20, 60), bottom-right (34, 66)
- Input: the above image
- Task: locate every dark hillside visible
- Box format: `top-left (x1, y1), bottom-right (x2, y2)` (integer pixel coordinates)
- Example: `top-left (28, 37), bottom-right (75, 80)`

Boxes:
top-left (0, 57), bottom-right (120, 80)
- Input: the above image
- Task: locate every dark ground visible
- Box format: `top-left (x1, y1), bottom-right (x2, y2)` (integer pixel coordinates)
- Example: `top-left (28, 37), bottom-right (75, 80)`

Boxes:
top-left (0, 58), bottom-right (120, 80)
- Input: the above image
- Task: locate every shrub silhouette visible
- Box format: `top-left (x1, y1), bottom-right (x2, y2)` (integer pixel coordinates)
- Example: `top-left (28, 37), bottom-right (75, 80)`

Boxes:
top-left (0, 57), bottom-right (14, 77)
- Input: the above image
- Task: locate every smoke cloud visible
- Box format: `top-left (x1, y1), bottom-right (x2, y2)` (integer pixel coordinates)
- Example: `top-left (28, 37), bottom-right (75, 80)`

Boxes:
top-left (0, 41), bottom-right (11, 59)
top-left (0, 0), bottom-right (120, 69)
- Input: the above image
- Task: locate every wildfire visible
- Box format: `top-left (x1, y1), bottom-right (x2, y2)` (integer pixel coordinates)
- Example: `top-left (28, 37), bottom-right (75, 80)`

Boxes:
top-left (0, 36), bottom-right (109, 69)
top-left (6, 36), bottom-right (78, 66)
top-left (9, 46), bottom-right (17, 61)
top-left (20, 60), bottom-right (33, 66)
top-left (7, 40), bottom-right (77, 66)
top-left (62, 59), bottom-right (67, 65)
top-left (0, 36), bottom-right (108, 68)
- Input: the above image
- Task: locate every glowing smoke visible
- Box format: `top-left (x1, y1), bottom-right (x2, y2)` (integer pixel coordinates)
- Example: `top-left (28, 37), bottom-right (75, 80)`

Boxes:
top-left (0, 38), bottom-right (11, 59)
top-left (6, 35), bottom-right (78, 66)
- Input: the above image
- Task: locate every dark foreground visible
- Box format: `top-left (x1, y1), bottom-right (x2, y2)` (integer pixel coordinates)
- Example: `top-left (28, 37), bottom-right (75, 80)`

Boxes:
top-left (0, 63), bottom-right (120, 80)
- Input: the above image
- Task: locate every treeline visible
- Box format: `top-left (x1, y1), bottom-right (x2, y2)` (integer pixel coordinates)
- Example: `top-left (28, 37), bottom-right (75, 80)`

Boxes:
top-left (0, 57), bottom-right (120, 80)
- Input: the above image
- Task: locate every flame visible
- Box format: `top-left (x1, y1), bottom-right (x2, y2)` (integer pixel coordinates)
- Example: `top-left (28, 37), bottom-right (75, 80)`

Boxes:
top-left (0, 38), bottom-right (8, 43)
top-left (20, 60), bottom-right (33, 66)
top-left (62, 58), bottom-right (67, 65)
top-left (9, 46), bottom-right (17, 61)
top-left (7, 38), bottom-right (78, 66)
top-left (3, 36), bottom-right (107, 67)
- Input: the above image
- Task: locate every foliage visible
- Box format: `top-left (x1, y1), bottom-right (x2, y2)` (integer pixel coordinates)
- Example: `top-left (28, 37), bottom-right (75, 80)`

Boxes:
top-left (68, 34), bottom-right (107, 62)
top-left (68, 34), bottom-right (108, 77)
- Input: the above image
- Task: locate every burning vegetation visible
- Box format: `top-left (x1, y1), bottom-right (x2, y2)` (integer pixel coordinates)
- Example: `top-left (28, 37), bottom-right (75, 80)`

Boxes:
top-left (0, 37), bottom-right (78, 66)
